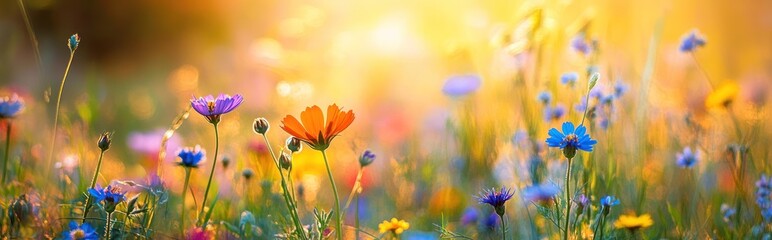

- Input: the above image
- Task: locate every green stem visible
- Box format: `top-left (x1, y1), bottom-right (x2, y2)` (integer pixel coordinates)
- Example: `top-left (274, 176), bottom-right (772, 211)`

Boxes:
top-left (181, 168), bottom-right (191, 236)
top-left (82, 150), bottom-right (106, 224)
top-left (592, 210), bottom-right (602, 240)
top-left (105, 212), bottom-right (113, 239)
top-left (563, 157), bottom-right (573, 240)
top-left (199, 123), bottom-right (219, 225)
top-left (500, 214), bottom-right (506, 240)
top-left (321, 150), bottom-right (342, 240)
top-left (261, 134), bottom-right (306, 240)
top-left (2, 121), bottom-right (12, 184)
top-left (599, 214), bottom-right (606, 240)
top-left (48, 51), bottom-right (76, 175)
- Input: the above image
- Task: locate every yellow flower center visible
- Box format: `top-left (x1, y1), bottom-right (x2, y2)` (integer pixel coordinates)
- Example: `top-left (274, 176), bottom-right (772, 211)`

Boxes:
top-left (71, 229), bottom-right (86, 239)
top-left (207, 101), bottom-right (216, 113)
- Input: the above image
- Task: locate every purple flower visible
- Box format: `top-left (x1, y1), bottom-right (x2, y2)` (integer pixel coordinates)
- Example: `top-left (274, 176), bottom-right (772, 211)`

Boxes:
top-left (442, 74), bottom-right (481, 97)
top-left (522, 183), bottom-right (560, 203)
top-left (88, 184), bottom-right (127, 204)
top-left (574, 194), bottom-right (590, 210)
top-left (676, 147), bottom-right (698, 169)
top-left (62, 221), bottom-right (98, 240)
top-left (680, 29), bottom-right (706, 52)
top-left (190, 94), bottom-right (244, 124)
top-left (482, 212), bottom-right (500, 230)
top-left (614, 81), bottom-right (629, 98)
top-left (560, 72), bottom-right (579, 86)
top-left (460, 207), bottom-right (479, 226)
top-left (0, 94), bottom-right (24, 118)
top-left (537, 91), bottom-right (552, 104)
top-left (476, 187), bottom-right (514, 216)
top-left (571, 34), bottom-right (592, 55)
top-left (543, 104), bottom-right (566, 122)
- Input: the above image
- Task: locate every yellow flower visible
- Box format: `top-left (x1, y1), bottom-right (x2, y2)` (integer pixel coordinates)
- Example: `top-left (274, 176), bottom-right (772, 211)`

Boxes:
top-left (378, 218), bottom-right (410, 235)
top-left (614, 213), bottom-right (654, 231)
top-left (705, 82), bottom-right (740, 109)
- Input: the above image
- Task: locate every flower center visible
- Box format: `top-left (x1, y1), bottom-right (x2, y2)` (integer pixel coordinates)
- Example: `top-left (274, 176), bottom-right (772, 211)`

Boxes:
top-left (71, 229), bottom-right (86, 239)
top-left (207, 101), bottom-right (216, 113)
top-left (564, 134), bottom-right (578, 144)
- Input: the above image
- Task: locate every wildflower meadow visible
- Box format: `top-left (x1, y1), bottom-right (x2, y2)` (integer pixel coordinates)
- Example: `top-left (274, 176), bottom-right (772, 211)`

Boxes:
top-left (1, 0), bottom-right (771, 239)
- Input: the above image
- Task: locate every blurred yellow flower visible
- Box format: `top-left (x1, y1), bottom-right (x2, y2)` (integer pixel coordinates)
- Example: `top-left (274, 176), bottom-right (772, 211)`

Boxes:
top-left (705, 82), bottom-right (740, 109)
top-left (378, 218), bottom-right (410, 235)
top-left (614, 213), bottom-right (654, 231)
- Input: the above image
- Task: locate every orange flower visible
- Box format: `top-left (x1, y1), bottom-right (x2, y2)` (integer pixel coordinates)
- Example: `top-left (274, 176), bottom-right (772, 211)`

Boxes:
top-left (280, 104), bottom-right (355, 150)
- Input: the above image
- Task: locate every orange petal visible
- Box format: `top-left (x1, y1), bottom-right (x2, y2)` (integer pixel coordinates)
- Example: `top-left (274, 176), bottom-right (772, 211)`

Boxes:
top-left (324, 104), bottom-right (342, 138)
top-left (301, 106), bottom-right (324, 139)
top-left (281, 115), bottom-right (309, 141)
top-left (331, 110), bottom-right (355, 136)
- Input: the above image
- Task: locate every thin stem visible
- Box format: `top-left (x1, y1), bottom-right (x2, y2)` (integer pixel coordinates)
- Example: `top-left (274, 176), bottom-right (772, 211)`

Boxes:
top-left (599, 214), bottom-right (607, 240)
top-left (261, 134), bottom-right (306, 240)
top-left (355, 194), bottom-right (360, 240)
top-left (321, 150), bottom-right (342, 240)
top-left (16, 0), bottom-right (41, 67)
top-left (2, 121), bottom-right (12, 184)
top-left (690, 52), bottom-right (715, 91)
top-left (563, 157), bottom-right (573, 240)
top-left (500, 214), bottom-right (506, 240)
top-left (592, 211), bottom-right (602, 240)
top-left (48, 52), bottom-right (76, 175)
top-left (181, 168), bottom-right (192, 236)
top-left (82, 150), bottom-right (106, 224)
top-left (199, 123), bottom-right (219, 225)
top-left (105, 212), bottom-right (114, 239)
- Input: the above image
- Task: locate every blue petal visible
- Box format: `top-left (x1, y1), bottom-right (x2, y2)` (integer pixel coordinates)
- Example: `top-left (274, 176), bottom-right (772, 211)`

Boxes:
top-left (574, 125), bottom-right (587, 136)
top-left (548, 128), bottom-right (565, 139)
top-left (561, 122), bottom-right (575, 135)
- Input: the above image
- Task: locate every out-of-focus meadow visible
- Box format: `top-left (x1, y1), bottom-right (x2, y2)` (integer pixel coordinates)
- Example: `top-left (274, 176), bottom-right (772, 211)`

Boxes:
top-left (1, 0), bottom-right (772, 239)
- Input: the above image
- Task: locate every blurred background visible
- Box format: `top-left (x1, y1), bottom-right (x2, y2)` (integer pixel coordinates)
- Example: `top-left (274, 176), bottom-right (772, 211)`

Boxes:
top-left (1, 0), bottom-right (772, 238)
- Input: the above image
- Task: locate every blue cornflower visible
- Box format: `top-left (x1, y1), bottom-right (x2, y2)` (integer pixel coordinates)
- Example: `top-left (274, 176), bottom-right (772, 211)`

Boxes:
top-left (720, 204), bottom-right (736, 224)
top-left (600, 196), bottom-right (620, 207)
top-left (177, 145), bottom-right (206, 168)
top-left (679, 29), bottom-right (706, 52)
top-left (598, 118), bottom-right (610, 130)
top-left (62, 221), bottom-right (98, 240)
top-left (571, 34), bottom-right (591, 55)
top-left (0, 94), bottom-right (24, 118)
top-left (560, 72), bottom-right (579, 86)
top-left (543, 104), bottom-right (566, 122)
top-left (88, 184), bottom-right (126, 212)
top-left (545, 122), bottom-right (598, 159)
top-left (676, 147), bottom-right (698, 169)
top-left (522, 183), bottom-right (560, 203)
top-left (756, 175), bottom-right (772, 221)
top-left (482, 212), bottom-right (500, 230)
top-left (442, 74), bottom-right (481, 97)
top-left (537, 91), bottom-right (552, 105)
top-left (600, 195), bottom-right (619, 216)
top-left (614, 81), bottom-right (629, 98)
top-left (460, 207), bottom-right (479, 226)
top-left (476, 187), bottom-right (514, 216)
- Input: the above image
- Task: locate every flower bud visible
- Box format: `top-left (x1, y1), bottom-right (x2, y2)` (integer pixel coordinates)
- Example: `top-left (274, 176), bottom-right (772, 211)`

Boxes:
top-left (242, 169), bottom-right (254, 180)
top-left (253, 118), bottom-right (269, 134)
top-left (68, 34), bottom-right (80, 52)
top-left (98, 132), bottom-right (112, 151)
top-left (221, 156), bottom-right (231, 168)
top-left (279, 152), bottom-right (292, 170)
top-left (286, 137), bottom-right (302, 153)
top-left (359, 150), bottom-right (376, 167)
top-left (588, 72), bottom-right (600, 91)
